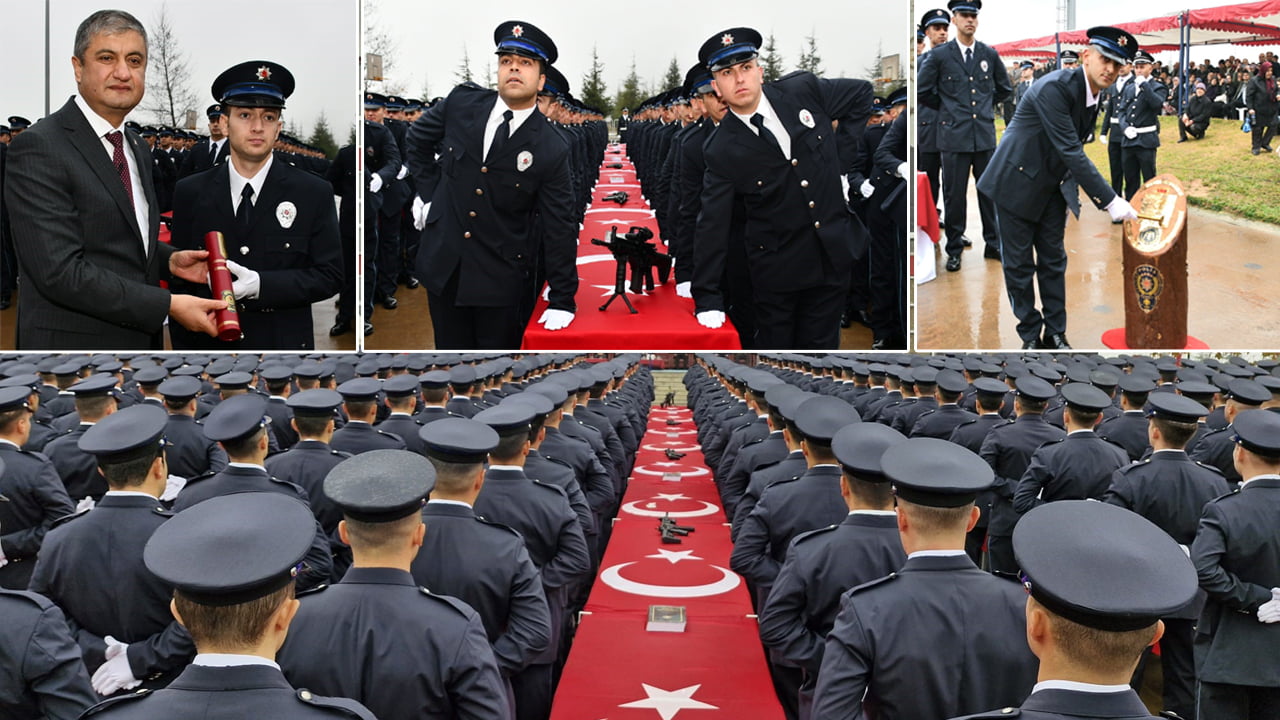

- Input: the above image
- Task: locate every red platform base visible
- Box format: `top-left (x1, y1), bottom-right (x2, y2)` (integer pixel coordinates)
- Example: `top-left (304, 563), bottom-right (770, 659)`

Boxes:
top-left (1100, 328), bottom-right (1209, 350)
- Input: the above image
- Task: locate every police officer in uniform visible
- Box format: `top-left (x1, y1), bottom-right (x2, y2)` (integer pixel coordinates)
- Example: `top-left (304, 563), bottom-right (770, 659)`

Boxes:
top-left (1189, 377), bottom-right (1270, 486)
top-left (758, 422), bottom-right (907, 720)
top-left (1013, 383), bottom-right (1129, 513)
top-left (910, 369), bottom-right (978, 438)
top-left (78, 492), bottom-right (377, 720)
top-left (1190, 409), bottom-right (1280, 719)
top-left (976, 27), bottom-right (1141, 350)
top-left (473, 405), bottom-right (590, 720)
top-left (177, 104), bottom-right (230, 179)
top-left (917, 8), bottom-right (951, 205)
top-left (405, 21), bottom-right (579, 348)
top-left (277, 450), bottom-right (508, 720)
top-left (157, 376), bottom-right (228, 482)
top-left (171, 393), bottom-right (332, 590)
top-left (414, 370), bottom-right (461, 425)
top-left (812, 438), bottom-right (1038, 718)
top-left (979, 375), bottom-right (1065, 577)
top-left (0, 548), bottom-right (97, 720)
top-left (412, 418), bottom-right (551, 716)
top-left (1118, 51), bottom-right (1165, 199)
top-left (330, 378), bottom-right (405, 455)
top-left (951, 500), bottom-right (1199, 720)
top-left (917, 0), bottom-right (1011, 271)
top-left (732, 389), bottom-right (813, 543)
top-left (376, 374), bottom-right (428, 456)
top-left (29, 406), bottom-right (196, 695)
top-left (1102, 392), bottom-right (1230, 720)
top-left (1099, 59), bottom-right (1135, 204)
top-left (168, 61), bottom-right (342, 350)
top-left (0, 387), bottom-right (75, 589)
top-left (1096, 374), bottom-right (1154, 461)
top-left (43, 374), bottom-right (121, 504)
top-left (692, 27), bottom-right (873, 348)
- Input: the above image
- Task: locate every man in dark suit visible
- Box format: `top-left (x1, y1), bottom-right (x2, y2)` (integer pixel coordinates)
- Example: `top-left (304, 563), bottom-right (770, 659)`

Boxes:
top-left (168, 60), bottom-right (343, 351)
top-left (692, 27), bottom-right (873, 349)
top-left (176, 104), bottom-right (230, 179)
top-left (406, 21), bottom-right (578, 349)
top-left (3, 10), bottom-right (224, 350)
top-left (916, 0), bottom-right (1011, 271)
top-left (976, 27), bottom-right (1140, 350)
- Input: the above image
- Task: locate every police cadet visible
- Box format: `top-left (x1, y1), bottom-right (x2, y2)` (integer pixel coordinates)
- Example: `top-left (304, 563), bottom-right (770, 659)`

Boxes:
top-left (0, 532), bottom-right (98, 720)
top-left (917, 8), bottom-right (951, 206)
top-left (375, 374), bottom-right (427, 456)
top-left (979, 375), bottom-right (1065, 577)
top-left (758, 422), bottom-right (908, 720)
top-left (1099, 58), bottom-right (1135, 205)
top-left (1119, 50), bottom-right (1165, 199)
top-left (276, 451), bottom-right (508, 720)
top-left (692, 28), bottom-right (872, 349)
top-left (1096, 374), bottom-right (1155, 461)
top-left (731, 389), bottom-right (814, 544)
top-left (372, 96), bottom-right (413, 314)
top-left (474, 404), bottom-right (590, 720)
top-left (1189, 377), bottom-right (1270, 486)
top-left (29, 406), bottom-right (196, 696)
top-left (447, 365), bottom-right (484, 418)
top-left (910, 368), bottom-right (977, 438)
top-left (1191, 409), bottom-right (1280, 719)
top-left (977, 27), bottom-right (1140, 350)
top-left (732, 395), bottom-right (861, 719)
top-left (171, 393), bottom-right (332, 590)
top-left (722, 383), bottom-right (799, 523)
top-left (917, 0), bottom-right (1011, 271)
top-left (415, 369), bottom-right (461, 425)
top-left (157, 376), bottom-right (228, 482)
top-left (177, 104), bottom-right (229, 179)
top-left (951, 500), bottom-right (1197, 720)
top-left (0, 386), bottom-right (75, 589)
top-left (813, 438), bottom-right (1038, 719)
top-left (1013, 383), bottom-right (1129, 514)
top-left (412, 419), bottom-right (551, 717)
top-left (78, 492), bottom-right (376, 719)
top-left (329, 378), bottom-right (405, 455)
top-left (44, 373), bottom-right (121, 505)
top-left (1097, 392), bottom-right (1228, 720)
top-left (521, 383), bottom-right (613, 541)
top-left (168, 60), bottom-right (342, 351)
top-left (406, 20), bottom-right (579, 348)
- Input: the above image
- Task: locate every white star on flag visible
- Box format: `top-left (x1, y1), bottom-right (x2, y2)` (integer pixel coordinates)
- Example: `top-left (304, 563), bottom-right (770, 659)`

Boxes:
top-left (619, 684), bottom-right (718, 720)
top-left (646, 548), bottom-right (703, 564)
top-left (654, 493), bottom-right (688, 502)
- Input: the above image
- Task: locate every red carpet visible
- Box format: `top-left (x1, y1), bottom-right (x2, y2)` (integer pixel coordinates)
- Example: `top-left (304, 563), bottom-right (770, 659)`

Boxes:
top-left (522, 145), bottom-right (741, 350)
top-left (551, 406), bottom-right (782, 720)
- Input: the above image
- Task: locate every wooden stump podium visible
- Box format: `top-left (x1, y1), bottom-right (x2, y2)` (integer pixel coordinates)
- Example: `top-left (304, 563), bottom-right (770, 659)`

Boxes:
top-left (1121, 174), bottom-right (1188, 349)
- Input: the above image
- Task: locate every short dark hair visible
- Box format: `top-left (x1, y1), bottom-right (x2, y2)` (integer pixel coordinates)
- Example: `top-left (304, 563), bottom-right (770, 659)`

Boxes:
top-left (490, 432), bottom-right (528, 463)
top-left (74, 10), bottom-right (147, 63)
top-left (1042, 598), bottom-right (1158, 676)
top-left (100, 446), bottom-right (162, 489)
top-left (75, 395), bottom-right (116, 421)
top-left (0, 406), bottom-right (29, 433)
top-left (428, 458), bottom-right (481, 494)
top-left (422, 387), bottom-right (448, 403)
top-left (174, 584), bottom-right (293, 651)
top-left (1065, 407), bottom-right (1100, 428)
top-left (1152, 417), bottom-right (1197, 448)
top-left (897, 497), bottom-right (971, 535)
top-left (293, 415), bottom-right (331, 438)
top-left (222, 426), bottom-right (266, 458)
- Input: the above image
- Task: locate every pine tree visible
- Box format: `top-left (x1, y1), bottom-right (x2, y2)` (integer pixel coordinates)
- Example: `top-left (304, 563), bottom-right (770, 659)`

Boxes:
top-left (797, 32), bottom-right (823, 76)
top-left (614, 58), bottom-right (643, 118)
top-left (663, 56), bottom-right (683, 90)
top-left (580, 46), bottom-right (614, 117)
top-left (309, 111), bottom-right (338, 159)
top-left (761, 33), bottom-right (785, 83)
top-left (454, 44), bottom-right (474, 85)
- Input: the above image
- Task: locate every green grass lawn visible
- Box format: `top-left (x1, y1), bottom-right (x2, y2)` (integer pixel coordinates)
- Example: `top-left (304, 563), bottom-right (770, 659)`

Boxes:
top-left (995, 115), bottom-right (1280, 225)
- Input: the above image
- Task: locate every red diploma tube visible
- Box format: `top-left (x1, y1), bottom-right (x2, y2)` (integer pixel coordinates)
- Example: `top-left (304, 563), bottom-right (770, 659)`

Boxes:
top-left (204, 231), bottom-right (243, 342)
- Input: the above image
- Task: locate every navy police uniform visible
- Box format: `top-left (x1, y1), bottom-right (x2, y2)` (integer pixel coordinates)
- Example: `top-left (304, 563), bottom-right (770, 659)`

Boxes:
top-left (0, 586), bottom-right (97, 720)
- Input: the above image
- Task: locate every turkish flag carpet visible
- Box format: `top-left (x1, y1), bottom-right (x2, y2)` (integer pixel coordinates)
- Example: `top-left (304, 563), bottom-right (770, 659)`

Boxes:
top-left (521, 144), bottom-right (741, 350)
top-left (551, 406), bottom-right (783, 720)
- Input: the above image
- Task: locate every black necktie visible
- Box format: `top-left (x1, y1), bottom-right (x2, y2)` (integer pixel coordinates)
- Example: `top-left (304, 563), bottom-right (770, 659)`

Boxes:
top-left (487, 109), bottom-right (514, 162)
top-left (750, 114), bottom-right (783, 158)
top-left (209, 141), bottom-right (218, 164)
top-left (236, 184), bottom-right (254, 238)
top-left (965, 48), bottom-right (973, 66)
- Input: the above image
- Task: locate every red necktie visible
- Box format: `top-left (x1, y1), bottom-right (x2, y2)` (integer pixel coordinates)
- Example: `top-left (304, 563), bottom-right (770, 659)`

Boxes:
top-left (105, 131), bottom-right (135, 209)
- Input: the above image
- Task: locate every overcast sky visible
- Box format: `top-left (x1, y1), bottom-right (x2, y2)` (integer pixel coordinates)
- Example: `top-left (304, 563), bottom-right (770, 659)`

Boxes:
top-left (2, 0), bottom-right (357, 139)
top-left (363, 0), bottom-right (909, 102)
top-left (944, 0), bottom-right (1280, 60)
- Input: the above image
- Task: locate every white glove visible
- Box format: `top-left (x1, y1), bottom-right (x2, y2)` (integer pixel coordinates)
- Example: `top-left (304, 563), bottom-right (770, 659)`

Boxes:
top-left (1178, 544), bottom-right (1191, 558)
top-left (1135, 74), bottom-right (1149, 86)
top-left (223, 260), bottom-right (261, 301)
top-left (396, 164), bottom-right (408, 180)
top-left (1106, 195), bottom-right (1139, 222)
top-left (75, 497), bottom-right (96, 513)
top-left (541, 286), bottom-right (551, 302)
top-left (860, 180), bottom-right (875, 199)
top-left (676, 281), bottom-right (693, 298)
top-left (160, 475), bottom-right (187, 503)
top-left (92, 638), bottom-right (141, 695)
top-left (538, 309), bottom-right (575, 331)
top-left (696, 310), bottom-right (726, 329)
top-left (412, 196), bottom-right (430, 231)
top-left (896, 162), bottom-right (909, 179)
top-left (1123, 125), bottom-right (1139, 140)
top-left (369, 174), bottom-right (383, 193)
top-left (1258, 591), bottom-right (1280, 624)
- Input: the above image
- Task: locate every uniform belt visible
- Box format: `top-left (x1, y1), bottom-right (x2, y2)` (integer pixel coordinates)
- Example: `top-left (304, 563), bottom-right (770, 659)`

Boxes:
top-left (1132, 125), bottom-right (1158, 134)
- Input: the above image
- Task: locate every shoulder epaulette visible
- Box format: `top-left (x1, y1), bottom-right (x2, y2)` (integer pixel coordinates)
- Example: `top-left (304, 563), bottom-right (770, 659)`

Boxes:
top-left (848, 572), bottom-right (897, 595)
top-left (294, 688), bottom-right (375, 719)
top-left (79, 689), bottom-right (154, 717)
top-left (791, 524), bottom-right (839, 546)
top-left (51, 508), bottom-right (91, 528)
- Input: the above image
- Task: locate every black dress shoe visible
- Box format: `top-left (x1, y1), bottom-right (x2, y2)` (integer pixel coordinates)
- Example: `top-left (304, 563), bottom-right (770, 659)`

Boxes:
top-left (840, 312), bottom-right (853, 329)
top-left (1021, 338), bottom-right (1040, 350)
top-left (1253, 148), bottom-right (1262, 156)
top-left (364, 322), bottom-right (374, 336)
top-left (983, 245), bottom-right (1001, 260)
top-left (329, 319), bottom-right (352, 336)
top-left (945, 254), bottom-right (961, 272)
top-left (381, 295), bottom-right (398, 310)
top-left (960, 236), bottom-right (973, 248)
top-left (405, 276), bottom-right (420, 289)
top-left (857, 310), bottom-right (872, 328)
top-left (1042, 332), bottom-right (1072, 350)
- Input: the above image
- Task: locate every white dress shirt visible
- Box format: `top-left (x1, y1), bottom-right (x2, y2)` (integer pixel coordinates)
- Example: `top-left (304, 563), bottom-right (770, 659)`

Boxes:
top-left (74, 95), bottom-right (150, 255)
